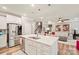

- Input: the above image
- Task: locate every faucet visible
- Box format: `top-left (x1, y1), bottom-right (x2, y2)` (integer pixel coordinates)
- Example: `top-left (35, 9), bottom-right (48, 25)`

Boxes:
top-left (36, 32), bottom-right (39, 38)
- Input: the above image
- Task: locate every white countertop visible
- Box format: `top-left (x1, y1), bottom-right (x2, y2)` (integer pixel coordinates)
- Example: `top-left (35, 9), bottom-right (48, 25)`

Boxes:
top-left (19, 34), bottom-right (59, 46)
top-left (19, 34), bottom-right (77, 46)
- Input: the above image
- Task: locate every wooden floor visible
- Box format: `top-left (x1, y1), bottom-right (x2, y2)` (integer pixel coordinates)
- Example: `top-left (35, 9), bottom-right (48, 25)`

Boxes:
top-left (0, 45), bottom-right (79, 55)
top-left (0, 45), bottom-right (22, 55)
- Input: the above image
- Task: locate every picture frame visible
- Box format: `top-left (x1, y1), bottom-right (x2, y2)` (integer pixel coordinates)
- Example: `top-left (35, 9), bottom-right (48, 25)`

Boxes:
top-left (55, 25), bottom-right (61, 31)
top-left (63, 24), bottom-right (69, 31)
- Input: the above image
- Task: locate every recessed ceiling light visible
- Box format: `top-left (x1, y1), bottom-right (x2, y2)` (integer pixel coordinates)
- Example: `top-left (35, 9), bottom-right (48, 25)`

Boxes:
top-left (2, 6), bottom-right (7, 10)
top-left (31, 4), bottom-right (35, 7)
top-left (38, 9), bottom-right (40, 11)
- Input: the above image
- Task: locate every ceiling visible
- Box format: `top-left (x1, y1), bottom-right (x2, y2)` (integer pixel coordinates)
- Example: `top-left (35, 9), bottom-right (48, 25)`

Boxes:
top-left (0, 4), bottom-right (79, 22)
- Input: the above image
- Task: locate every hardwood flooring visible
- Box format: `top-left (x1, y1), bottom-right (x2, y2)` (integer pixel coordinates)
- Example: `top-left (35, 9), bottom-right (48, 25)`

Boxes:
top-left (0, 44), bottom-right (79, 55)
top-left (0, 45), bottom-right (22, 55)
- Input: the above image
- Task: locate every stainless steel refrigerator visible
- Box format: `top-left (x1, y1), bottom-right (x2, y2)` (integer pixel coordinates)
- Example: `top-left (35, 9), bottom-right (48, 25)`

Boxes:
top-left (7, 23), bottom-right (22, 47)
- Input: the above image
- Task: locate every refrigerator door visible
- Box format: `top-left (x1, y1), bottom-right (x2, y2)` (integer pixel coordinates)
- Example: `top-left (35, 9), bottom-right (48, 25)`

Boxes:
top-left (8, 24), bottom-right (17, 47)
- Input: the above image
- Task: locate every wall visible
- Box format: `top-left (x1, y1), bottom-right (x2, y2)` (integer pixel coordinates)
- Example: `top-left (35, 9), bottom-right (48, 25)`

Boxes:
top-left (21, 17), bottom-right (79, 37)
top-left (21, 16), bottom-right (33, 35)
top-left (51, 18), bottom-right (79, 37)
top-left (52, 21), bottom-right (70, 37)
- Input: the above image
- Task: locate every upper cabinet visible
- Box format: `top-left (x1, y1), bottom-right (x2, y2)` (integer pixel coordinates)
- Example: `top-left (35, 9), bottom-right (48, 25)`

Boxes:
top-left (6, 15), bottom-right (21, 24)
top-left (0, 16), bottom-right (7, 29)
top-left (0, 14), bottom-right (21, 29)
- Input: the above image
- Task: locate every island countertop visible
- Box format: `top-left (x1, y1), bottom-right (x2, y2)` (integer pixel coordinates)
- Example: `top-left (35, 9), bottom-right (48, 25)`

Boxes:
top-left (17, 34), bottom-right (76, 46)
top-left (19, 34), bottom-right (59, 55)
top-left (19, 34), bottom-right (59, 46)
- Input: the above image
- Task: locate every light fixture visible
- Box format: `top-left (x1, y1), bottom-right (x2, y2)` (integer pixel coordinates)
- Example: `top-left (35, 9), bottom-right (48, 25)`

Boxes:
top-left (58, 17), bottom-right (63, 23)
top-left (48, 4), bottom-right (51, 6)
top-left (2, 6), bottom-right (7, 10)
top-left (58, 20), bottom-right (62, 23)
top-left (31, 4), bottom-right (35, 7)
top-left (38, 22), bottom-right (41, 25)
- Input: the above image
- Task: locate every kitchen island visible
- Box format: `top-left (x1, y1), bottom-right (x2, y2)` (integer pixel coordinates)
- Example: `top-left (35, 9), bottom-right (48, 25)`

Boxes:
top-left (19, 34), bottom-right (59, 55)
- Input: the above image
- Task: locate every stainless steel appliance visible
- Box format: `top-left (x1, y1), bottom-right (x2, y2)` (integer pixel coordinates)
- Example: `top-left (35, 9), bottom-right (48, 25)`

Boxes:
top-left (7, 23), bottom-right (22, 47)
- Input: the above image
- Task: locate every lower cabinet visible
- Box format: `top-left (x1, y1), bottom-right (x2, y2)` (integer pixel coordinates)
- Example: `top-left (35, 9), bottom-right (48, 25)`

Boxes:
top-left (0, 35), bottom-right (7, 48)
top-left (36, 43), bottom-right (51, 55)
top-left (25, 39), bottom-right (37, 55)
top-left (24, 39), bottom-right (54, 55)
top-left (27, 46), bottom-right (36, 55)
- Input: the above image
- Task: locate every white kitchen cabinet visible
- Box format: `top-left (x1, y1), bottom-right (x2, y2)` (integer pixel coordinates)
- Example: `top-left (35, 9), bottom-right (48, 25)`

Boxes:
top-left (0, 16), bottom-right (6, 29)
top-left (23, 36), bottom-right (58, 55)
top-left (0, 35), bottom-right (7, 48)
top-left (9, 40), bottom-right (15, 47)
top-left (20, 35), bottom-right (58, 55)
top-left (41, 44), bottom-right (51, 55)
top-left (36, 43), bottom-right (51, 55)
top-left (25, 39), bottom-right (37, 55)
top-left (6, 15), bottom-right (21, 24)
top-left (25, 39), bottom-right (53, 55)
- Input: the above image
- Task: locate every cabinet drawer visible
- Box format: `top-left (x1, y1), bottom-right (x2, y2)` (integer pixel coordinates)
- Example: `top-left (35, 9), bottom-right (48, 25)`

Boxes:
top-left (27, 40), bottom-right (37, 46)
top-left (25, 45), bottom-right (36, 55)
top-left (41, 44), bottom-right (51, 51)
top-left (31, 41), bottom-right (37, 47)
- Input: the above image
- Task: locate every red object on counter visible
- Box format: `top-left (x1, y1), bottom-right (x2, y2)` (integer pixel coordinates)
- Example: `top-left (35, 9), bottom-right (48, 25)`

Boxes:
top-left (76, 40), bottom-right (79, 50)
top-left (51, 32), bottom-right (55, 35)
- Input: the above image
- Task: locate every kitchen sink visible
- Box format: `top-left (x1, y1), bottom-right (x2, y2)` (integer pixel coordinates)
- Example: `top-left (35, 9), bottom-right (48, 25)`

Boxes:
top-left (29, 37), bottom-right (40, 40)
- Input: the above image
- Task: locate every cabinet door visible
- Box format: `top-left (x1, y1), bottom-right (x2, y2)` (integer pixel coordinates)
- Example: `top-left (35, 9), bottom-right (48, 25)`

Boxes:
top-left (27, 45), bottom-right (36, 55)
top-left (0, 16), bottom-right (6, 29)
top-left (25, 39), bottom-right (29, 53)
top-left (0, 35), bottom-right (7, 48)
top-left (36, 43), bottom-right (42, 55)
top-left (25, 39), bottom-right (37, 55)
top-left (41, 44), bottom-right (51, 55)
